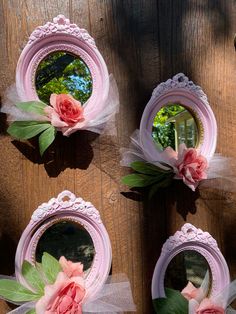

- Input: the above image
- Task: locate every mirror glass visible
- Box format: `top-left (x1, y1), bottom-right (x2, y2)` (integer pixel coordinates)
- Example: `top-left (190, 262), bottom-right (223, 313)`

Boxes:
top-left (36, 220), bottom-right (95, 271)
top-left (152, 104), bottom-right (199, 151)
top-left (164, 250), bottom-right (211, 295)
top-left (35, 51), bottom-right (93, 104)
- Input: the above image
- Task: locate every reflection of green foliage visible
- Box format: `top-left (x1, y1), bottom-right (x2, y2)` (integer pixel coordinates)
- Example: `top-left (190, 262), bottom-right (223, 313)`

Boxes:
top-left (152, 104), bottom-right (185, 150)
top-left (35, 51), bottom-right (93, 105)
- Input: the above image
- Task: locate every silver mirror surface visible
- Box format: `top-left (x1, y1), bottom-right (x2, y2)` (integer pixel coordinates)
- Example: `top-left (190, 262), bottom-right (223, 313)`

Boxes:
top-left (164, 250), bottom-right (211, 296)
top-left (35, 220), bottom-right (95, 271)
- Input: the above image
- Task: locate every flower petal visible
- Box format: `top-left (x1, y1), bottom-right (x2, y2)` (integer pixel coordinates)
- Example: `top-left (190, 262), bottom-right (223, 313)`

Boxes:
top-left (51, 113), bottom-right (68, 128)
top-left (196, 298), bottom-right (225, 314)
top-left (36, 272), bottom-right (69, 314)
top-left (49, 94), bottom-right (58, 109)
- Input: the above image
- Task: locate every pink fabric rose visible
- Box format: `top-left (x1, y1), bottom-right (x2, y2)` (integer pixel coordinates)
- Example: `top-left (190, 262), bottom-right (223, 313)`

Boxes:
top-left (36, 272), bottom-right (85, 314)
top-left (44, 94), bottom-right (85, 136)
top-left (196, 298), bottom-right (225, 314)
top-left (174, 144), bottom-right (208, 191)
top-left (181, 281), bottom-right (201, 301)
top-left (59, 256), bottom-right (83, 278)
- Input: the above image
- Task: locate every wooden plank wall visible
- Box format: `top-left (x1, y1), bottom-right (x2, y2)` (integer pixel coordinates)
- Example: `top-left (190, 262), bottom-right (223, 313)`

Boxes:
top-left (0, 0), bottom-right (235, 313)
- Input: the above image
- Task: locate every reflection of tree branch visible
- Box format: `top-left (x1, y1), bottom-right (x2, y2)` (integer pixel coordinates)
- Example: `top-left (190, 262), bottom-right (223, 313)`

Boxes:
top-left (36, 54), bottom-right (75, 89)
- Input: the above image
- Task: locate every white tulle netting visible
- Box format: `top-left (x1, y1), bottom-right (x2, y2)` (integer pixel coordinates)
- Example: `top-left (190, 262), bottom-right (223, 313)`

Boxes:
top-left (189, 279), bottom-right (236, 313)
top-left (121, 129), bottom-right (236, 190)
top-left (1, 84), bottom-right (47, 122)
top-left (120, 130), bottom-right (171, 171)
top-left (83, 274), bottom-right (136, 313)
top-left (1, 274), bottom-right (136, 314)
top-left (1, 74), bottom-right (119, 137)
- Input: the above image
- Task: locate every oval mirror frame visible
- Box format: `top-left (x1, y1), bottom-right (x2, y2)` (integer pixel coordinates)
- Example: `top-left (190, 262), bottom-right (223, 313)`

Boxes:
top-left (140, 73), bottom-right (217, 161)
top-left (15, 190), bottom-right (112, 301)
top-left (151, 223), bottom-right (230, 300)
top-left (16, 15), bottom-right (109, 120)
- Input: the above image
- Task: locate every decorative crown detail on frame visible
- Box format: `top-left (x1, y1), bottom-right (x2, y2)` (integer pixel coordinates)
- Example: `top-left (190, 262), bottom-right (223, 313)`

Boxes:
top-left (28, 15), bottom-right (96, 48)
top-left (31, 190), bottom-right (101, 223)
top-left (152, 73), bottom-right (208, 102)
top-left (161, 223), bottom-right (219, 253)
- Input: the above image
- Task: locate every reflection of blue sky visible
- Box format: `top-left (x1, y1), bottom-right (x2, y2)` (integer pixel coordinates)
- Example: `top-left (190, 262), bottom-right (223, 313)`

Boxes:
top-left (65, 75), bottom-right (92, 93)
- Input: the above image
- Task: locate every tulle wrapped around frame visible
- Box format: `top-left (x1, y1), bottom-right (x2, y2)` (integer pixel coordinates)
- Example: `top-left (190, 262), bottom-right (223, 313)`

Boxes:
top-left (82, 274), bottom-right (136, 313)
top-left (3, 274), bottom-right (136, 314)
top-left (120, 129), bottom-right (236, 191)
top-left (1, 74), bottom-right (120, 137)
top-left (188, 279), bottom-right (236, 314)
top-left (120, 129), bottom-right (171, 171)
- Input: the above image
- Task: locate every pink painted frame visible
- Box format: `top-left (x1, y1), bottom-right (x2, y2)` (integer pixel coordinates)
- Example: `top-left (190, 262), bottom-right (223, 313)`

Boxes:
top-left (151, 223), bottom-right (230, 300)
top-left (16, 15), bottom-right (109, 120)
top-left (15, 190), bottom-right (112, 301)
top-left (140, 73), bottom-right (217, 161)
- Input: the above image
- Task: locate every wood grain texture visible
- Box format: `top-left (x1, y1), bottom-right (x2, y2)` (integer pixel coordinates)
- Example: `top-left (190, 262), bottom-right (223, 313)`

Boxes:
top-left (0, 0), bottom-right (236, 313)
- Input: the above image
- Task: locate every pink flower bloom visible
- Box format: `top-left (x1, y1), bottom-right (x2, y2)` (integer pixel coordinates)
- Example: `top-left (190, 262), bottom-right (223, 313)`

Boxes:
top-left (44, 94), bottom-right (85, 136)
top-left (174, 144), bottom-right (208, 191)
top-left (196, 298), bottom-right (225, 314)
top-left (36, 272), bottom-right (85, 314)
top-left (181, 281), bottom-right (201, 301)
top-left (59, 256), bottom-right (83, 278)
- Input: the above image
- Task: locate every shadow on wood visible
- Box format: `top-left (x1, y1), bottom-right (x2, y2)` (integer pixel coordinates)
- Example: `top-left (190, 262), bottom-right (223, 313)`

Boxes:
top-left (0, 233), bottom-right (17, 275)
top-left (11, 131), bottom-right (98, 177)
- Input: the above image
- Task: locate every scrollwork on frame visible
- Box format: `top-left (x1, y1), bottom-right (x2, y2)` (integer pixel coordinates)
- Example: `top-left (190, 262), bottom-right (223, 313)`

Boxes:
top-left (31, 190), bottom-right (102, 223)
top-left (28, 14), bottom-right (96, 48)
top-left (152, 73), bottom-right (209, 103)
top-left (161, 223), bottom-right (220, 253)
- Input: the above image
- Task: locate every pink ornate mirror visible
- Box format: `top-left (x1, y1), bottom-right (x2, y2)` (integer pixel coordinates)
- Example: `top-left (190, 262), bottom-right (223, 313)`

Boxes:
top-left (140, 73), bottom-right (217, 161)
top-left (16, 14), bottom-right (109, 120)
top-left (121, 73), bottom-right (219, 193)
top-left (2, 15), bottom-right (119, 156)
top-left (15, 190), bottom-right (112, 301)
top-left (152, 223), bottom-right (230, 302)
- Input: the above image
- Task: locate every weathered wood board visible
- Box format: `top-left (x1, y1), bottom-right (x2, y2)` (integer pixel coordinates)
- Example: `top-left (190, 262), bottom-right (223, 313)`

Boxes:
top-left (0, 0), bottom-right (235, 313)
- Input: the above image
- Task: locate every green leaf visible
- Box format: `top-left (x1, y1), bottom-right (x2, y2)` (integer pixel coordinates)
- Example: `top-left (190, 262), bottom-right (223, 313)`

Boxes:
top-left (7, 121), bottom-right (52, 140)
top-left (153, 298), bottom-right (171, 314)
top-left (38, 125), bottom-right (57, 156)
top-left (165, 288), bottom-right (188, 314)
top-left (130, 161), bottom-right (172, 175)
top-left (42, 252), bottom-right (61, 284)
top-left (121, 174), bottom-right (159, 187)
top-left (153, 288), bottom-right (188, 314)
top-left (22, 261), bottom-right (45, 295)
top-left (16, 101), bottom-right (47, 116)
top-left (26, 309), bottom-right (36, 314)
top-left (0, 280), bottom-right (40, 302)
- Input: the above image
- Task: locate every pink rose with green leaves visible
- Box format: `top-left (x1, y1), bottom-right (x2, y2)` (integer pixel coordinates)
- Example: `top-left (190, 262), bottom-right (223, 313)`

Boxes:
top-left (36, 256), bottom-right (86, 314)
top-left (0, 253), bottom-right (87, 314)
